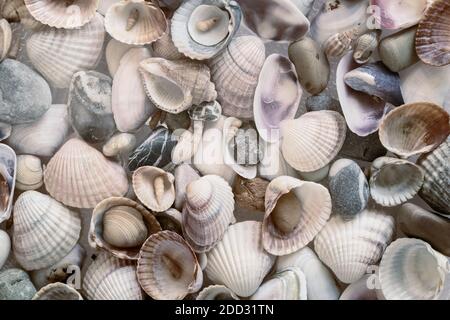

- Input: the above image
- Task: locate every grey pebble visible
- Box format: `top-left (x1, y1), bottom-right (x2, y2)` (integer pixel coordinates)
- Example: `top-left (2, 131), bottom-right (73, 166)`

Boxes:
top-left (0, 268), bottom-right (36, 300)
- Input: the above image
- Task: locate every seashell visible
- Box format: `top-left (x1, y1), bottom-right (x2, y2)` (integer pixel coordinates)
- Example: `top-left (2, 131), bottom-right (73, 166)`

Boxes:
top-left (324, 26), bottom-right (363, 58)
top-left (33, 283), bottom-right (83, 300)
top-left (339, 275), bottom-right (378, 300)
top-left (26, 13), bottom-right (105, 88)
top-left (0, 19), bottom-right (12, 61)
top-left (0, 59), bottom-right (51, 125)
top-left (137, 230), bottom-right (203, 300)
top-left (0, 230), bottom-right (10, 269)
top-left (250, 267), bottom-right (307, 300)
top-left (239, 0), bottom-right (309, 41)
top-left (336, 52), bottom-right (389, 137)
top-left (2, 0), bottom-right (42, 29)
top-left (154, 208), bottom-right (182, 234)
top-left (297, 165), bottom-right (329, 183)
top-left (68, 71), bottom-right (116, 144)
top-left (291, 0), bottom-right (315, 16)
top-left (208, 36), bottom-right (265, 120)
top-left (328, 159), bottom-right (369, 220)
top-left (353, 30), bottom-right (381, 64)
top-left (263, 176), bottom-right (332, 256)
top-left (24, 0), bottom-right (99, 29)
top-left (276, 246), bottom-right (340, 300)
top-left (196, 285), bottom-right (239, 300)
top-left (182, 175), bottom-right (235, 253)
top-left (103, 132), bottom-right (136, 157)
top-left (288, 37), bottom-right (329, 95)
top-left (105, 38), bottom-right (134, 77)
top-left (417, 137), bottom-right (450, 215)
top-left (205, 221), bottom-right (276, 297)
top-left (83, 252), bottom-right (144, 300)
top-left (258, 140), bottom-right (298, 181)
top-left (0, 122), bottom-right (11, 141)
top-left (7, 104), bottom-right (70, 158)
top-left (370, 0), bottom-right (429, 30)
top-left (344, 62), bottom-right (404, 106)
top-left (0, 143), bottom-right (16, 223)
top-left (314, 209), bottom-right (395, 284)
top-left (174, 163), bottom-right (200, 211)
top-left (340, 131), bottom-right (387, 162)
top-left (112, 47), bottom-right (155, 133)
top-left (280, 111), bottom-right (347, 172)
top-left (171, 0), bottom-right (242, 60)
top-left (379, 238), bottom-right (450, 300)
top-left (97, 0), bottom-right (120, 15)
top-left (232, 176), bottom-right (269, 212)
top-left (254, 54), bottom-right (302, 143)
top-left (89, 197), bottom-right (161, 260)
top-left (0, 268), bottom-right (36, 300)
top-left (188, 100), bottom-right (222, 122)
top-left (132, 166), bottom-right (175, 212)
top-left (378, 102), bottom-right (450, 158)
top-left (13, 191), bottom-right (81, 271)
top-left (15, 155), bottom-right (43, 191)
top-left (44, 138), bottom-right (129, 209)
top-left (105, 0), bottom-right (166, 45)
top-left (152, 25), bottom-right (184, 60)
top-left (140, 58), bottom-right (217, 114)
top-left (369, 157), bottom-right (424, 207)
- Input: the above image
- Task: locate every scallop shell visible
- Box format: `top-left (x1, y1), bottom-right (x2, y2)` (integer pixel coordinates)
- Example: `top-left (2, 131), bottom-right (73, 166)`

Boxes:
top-left (378, 102), bottom-right (450, 158)
top-left (196, 285), bottom-right (239, 300)
top-left (182, 175), bottom-right (235, 253)
top-left (379, 238), bottom-right (450, 300)
top-left (208, 35), bottom-right (265, 120)
top-left (263, 176), bottom-right (332, 256)
top-left (353, 30), bottom-right (381, 64)
top-left (105, 0), bottom-right (167, 45)
top-left (32, 283), bottom-right (83, 300)
top-left (0, 19), bottom-right (11, 61)
top-left (137, 230), bottom-right (203, 300)
top-left (280, 111), bottom-right (347, 172)
top-left (13, 191), bottom-right (81, 271)
top-left (205, 221), bottom-right (276, 297)
top-left (152, 25), bottom-right (184, 60)
top-left (0, 143), bottom-right (16, 223)
top-left (44, 138), bottom-right (129, 209)
top-left (15, 155), bottom-right (43, 191)
top-left (26, 13), bottom-right (105, 88)
top-left (24, 0), bottom-right (99, 29)
top-left (83, 252), bottom-right (144, 300)
top-left (105, 38), bottom-right (134, 77)
top-left (370, 0), bottom-right (429, 30)
top-left (174, 163), bottom-right (200, 211)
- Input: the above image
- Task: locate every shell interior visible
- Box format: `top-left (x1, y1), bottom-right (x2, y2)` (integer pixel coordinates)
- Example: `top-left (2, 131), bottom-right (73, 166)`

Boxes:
top-left (187, 5), bottom-right (230, 46)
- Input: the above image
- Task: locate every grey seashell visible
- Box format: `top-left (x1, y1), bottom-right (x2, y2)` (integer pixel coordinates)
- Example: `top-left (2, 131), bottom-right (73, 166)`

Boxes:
top-left (0, 268), bottom-right (36, 300)
top-left (0, 59), bottom-right (51, 125)
top-left (328, 159), bottom-right (369, 220)
top-left (344, 62), bottom-right (404, 106)
top-left (68, 70), bottom-right (116, 144)
top-left (339, 130), bottom-right (387, 162)
top-left (188, 101), bottom-right (222, 122)
top-left (0, 122), bottom-right (11, 141)
top-left (353, 30), bottom-right (381, 64)
top-left (306, 94), bottom-right (341, 112)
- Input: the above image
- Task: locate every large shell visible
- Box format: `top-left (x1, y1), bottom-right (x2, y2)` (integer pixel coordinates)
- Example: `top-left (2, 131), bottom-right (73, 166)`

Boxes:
top-left (370, 0), bottom-right (429, 30)
top-left (314, 209), bottom-right (395, 284)
top-left (182, 175), bottom-right (235, 253)
top-left (378, 102), bottom-right (450, 158)
top-left (15, 155), bottom-right (43, 191)
top-left (32, 283), bottom-right (83, 300)
top-left (280, 111), bottom-right (347, 172)
top-left (379, 238), bottom-right (450, 300)
top-left (105, 0), bottom-right (167, 45)
top-left (196, 285), bottom-right (239, 300)
top-left (137, 230), bottom-right (203, 300)
top-left (44, 138), bottom-right (129, 209)
top-left (205, 221), bottom-right (276, 297)
top-left (0, 143), bottom-right (16, 223)
top-left (0, 19), bottom-right (11, 61)
top-left (254, 54), bottom-right (301, 143)
top-left (26, 13), bottom-right (105, 88)
top-left (12, 191), bottom-right (81, 271)
top-left (208, 36), bottom-right (265, 120)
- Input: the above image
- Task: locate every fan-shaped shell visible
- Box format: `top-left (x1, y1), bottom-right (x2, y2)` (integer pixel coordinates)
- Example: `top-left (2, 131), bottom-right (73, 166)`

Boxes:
top-left (15, 155), bottom-right (43, 191)
top-left (196, 285), bottom-right (239, 300)
top-left (0, 19), bottom-right (11, 62)
top-left (33, 283), bottom-right (83, 300)
top-left (0, 143), bottom-right (16, 223)
top-left (44, 138), bottom-right (129, 209)
top-left (370, 0), bottom-right (429, 30)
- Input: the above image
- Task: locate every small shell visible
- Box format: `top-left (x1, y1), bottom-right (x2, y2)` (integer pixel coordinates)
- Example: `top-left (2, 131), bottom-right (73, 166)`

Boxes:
top-left (102, 133), bottom-right (136, 157)
top-left (370, 0), bottom-right (430, 30)
top-left (232, 176), bottom-right (269, 212)
top-left (15, 155), bottom-right (43, 191)
top-left (0, 19), bottom-right (12, 61)
top-left (105, 38), bottom-right (134, 77)
top-left (174, 163), bottom-right (200, 211)
top-left (32, 283), bottom-right (83, 300)
top-left (152, 25), bottom-right (184, 60)
top-left (353, 30), bottom-right (381, 64)
top-left (0, 230), bottom-right (10, 270)
top-left (324, 27), bottom-right (360, 58)
top-left (0, 143), bottom-right (16, 223)
top-left (196, 285), bottom-right (239, 300)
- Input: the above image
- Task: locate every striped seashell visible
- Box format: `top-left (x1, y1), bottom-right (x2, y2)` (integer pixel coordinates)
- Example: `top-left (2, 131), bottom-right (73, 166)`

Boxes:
top-left (33, 283), bottom-right (83, 300)
top-left (324, 26), bottom-right (362, 58)
top-left (15, 155), bottom-right (43, 191)
top-left (0, 19), bottom-right (12, 62)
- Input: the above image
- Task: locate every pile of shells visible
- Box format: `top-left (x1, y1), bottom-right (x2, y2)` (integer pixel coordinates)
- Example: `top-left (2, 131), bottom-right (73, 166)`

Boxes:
top-left (0, 0), bottom-right (449, 301)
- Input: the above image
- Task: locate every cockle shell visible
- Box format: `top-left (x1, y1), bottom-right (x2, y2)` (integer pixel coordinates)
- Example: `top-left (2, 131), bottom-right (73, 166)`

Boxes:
top-left (254, 54), bottom-right (301, 143)
top-left (0, 143), bottom-right (16, 223)
top-left (24, 0), bottom-right (99, 29)
top-left (196, 285), bottom-right (239, 300)
top-left (137, 230), bottom-right (203, 300)
top-left (13, 191), bottom-right (81, 271)
top-left (0, 230), bottom-right (10, 270)
top-left (339, 274), bottom-right (378, 300)
top-left (353, 30), bottom-right (381, 64)
top-left (83, 252), bottom-right (144, 300)
top-left (208, 35), bottom-right (265, 120)
top-left (379, 238), bottom-right (450, 300)
top-left (378, 102), bottom-right (450, 158)
top-left (132, 166), bottom-right (175, 212)
top-left (370, 0), bottom-right (429, 30)
top-left (105, 38), bottom-right (134, 77)
top-left (152, 25), bottom-right (184, 60)
top-left (280, 111), bottom-right (347, 172)
top-left (263, 176), bottom-right (332, 256)
top-left (44, 138), bottom-right (129, 209)
top-left (26, 13), bottom-right (105, 88)
top-left (314, 209), bottom-right (395, 284)
top-left (15, 155), bottom-right (43, 191)
top-left (33, 283), bottom-right (83, 300)
top-left (103, 133), bottom-right (136, 157)
top-left (0, 19), bottom-right (11, 61)
top-left (182, 175), bottom-right (235, 253)
top-left (205, 221), bottom-right (276, 297)
top-left (174, 163), bottom-right (200, 211)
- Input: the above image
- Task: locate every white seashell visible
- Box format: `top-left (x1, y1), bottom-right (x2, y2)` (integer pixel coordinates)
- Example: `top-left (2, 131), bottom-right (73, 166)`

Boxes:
top-left (353, 30), bottom-right (381, 64)
top-left (258, 141), bottom-right (297, 181)
top-left (105, 38), bottom-right (135, 77)
top-left (152, 25), bottom-right (184, 60)
top-left (370, 0), bottom-right (429, 30)
top-left (13, 191), bottom-right (81, 271)
top-left (174, 163), bottom-right (200, 211)
top-left (97, 0), bottom-right (120, 15)
top-left (0, 230), bottom-right (10, 270)
top-left (15, 155), bottom-right (43, 191)
top-left (33, 283), bottom-right (83, 300)
top-left (0, 19), bottom-right (12, 62)
top-left (339, 274), bottom-right (379, 300)
top-left (196, 285), bottom-right (239, 300)
top-left (205, 221), bottom-right (276, 297)
top-left (171, 120), bottom-right (204, 165)
top-left (0, 143), bottom-right (16, 223)
top-left (44, 138), bottom-right (129, 209)
top-left (102, 132), bottom-right (136, 158)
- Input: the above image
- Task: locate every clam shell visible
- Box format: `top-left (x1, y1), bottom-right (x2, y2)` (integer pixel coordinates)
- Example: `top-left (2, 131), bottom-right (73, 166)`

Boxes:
top-left (353, 30), bottom-right (381, 64)
top-left (174, 163), bottom-right (200, 211)
top-left (102, 132), bottom-right (136, 157)
top-left (152, 25), bottom-right (184, 60)
top-left (208, 35), bottom-right (265, 120)
top-left (44, 138), bottom-right (129, 209)
top-left (0, 143), bottom-right (16, 223)
top-left (196, 285), bottom-right (239, 300)
top-left (339, 274), bottom-right (378, 300)
top-left (83, 252), bottom-right (144, 300)
top-left (26, 13), bottom-right (105, 88)
top-left (32, 283), bottom-right (83, 300)
top-left (379, 238), bottom-right (450, 300)
top-left (314, 209), bottom-right (395, 284)
top-left (0, 230), bottom-right (10, 270)
top-left (378, 102), bottom-right (450, 158)
top-left (13, 191), bottom-right (81, 271)
top-left (263, 176), bottom-right (332, 256)
top-left (0, 19), bottom-right (11, 61)
top-left (105, 38), bottom-right (134, 77)
top-left (15, 155), bottom-right (43, 191)
top-left (137, 230), bottom-right (203, 300)
top-left (205, 221), bottom-right (276, 297)
top-left (370, 0), bottom-right (429, 30)
top-left (182, 175), bottom-right (235, 253)
top-left (280, 111), bottom-right (347, 172)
